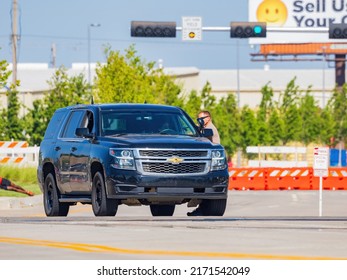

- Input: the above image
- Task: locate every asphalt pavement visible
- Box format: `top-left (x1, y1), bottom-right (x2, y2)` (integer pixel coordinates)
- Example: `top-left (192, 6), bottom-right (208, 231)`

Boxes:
top-left (1, 190), bottom-right (347, 217)
top-left (0, 194), bottom-right (42, 209)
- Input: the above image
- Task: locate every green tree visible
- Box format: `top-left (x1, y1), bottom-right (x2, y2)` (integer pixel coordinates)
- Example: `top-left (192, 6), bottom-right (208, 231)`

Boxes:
top-left (268, 108), bottom-right (284, 146)
top-left (212, 94), bottom-right (241, 156)
top-left (3, 88), bottom-right (24, 140)
top-left (298, 89), bottom-right (321, 146)
top-left (182, 82), bottom-right (216, 121)
top-left (278, 78), bottom-right (302, 145)
top-left (0, 59), bottom-right (24, 140)
top-left (200, 82), bottom-right (216, 111)
top-left (26, 67), bottom-right (89, 145)
top-left (319, 105), bottom-right (336, 146)
top-left (0, 59), bottom-right (11, 86)
top-left (94, 45), bottom-right (183, 106)
top-left (240, 105), bottom-right (259, 157)
top-left (181, 89), bottom-right (202, 118)
top-left (257, 83), bottom-right (273, 145)
top-left (328, 84), bottom-right (347, 146)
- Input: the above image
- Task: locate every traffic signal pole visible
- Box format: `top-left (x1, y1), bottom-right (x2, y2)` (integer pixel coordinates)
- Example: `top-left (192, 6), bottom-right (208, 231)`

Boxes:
top-left (131, 21), bottom-right (346, 90)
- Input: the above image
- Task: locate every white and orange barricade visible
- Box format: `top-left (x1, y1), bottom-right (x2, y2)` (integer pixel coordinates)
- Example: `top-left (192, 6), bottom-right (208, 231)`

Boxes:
top-left (0, 156), bottom-right (25, 165)
top-left (228, 168), bottom-right (267, 190)
top-left (266, 167), bottom-right (312, 190)
top-left (0, 141), bottom-right (39, 166)
top-left (230, 167), bottom-right (347, 191)
top-left (0, 141), bottom-right (29, 149)
top-left (312, 168), bottom-right (347, 190)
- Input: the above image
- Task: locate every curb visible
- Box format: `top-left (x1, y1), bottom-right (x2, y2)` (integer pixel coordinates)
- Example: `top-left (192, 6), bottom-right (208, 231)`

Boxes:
top-left (0, 194), bottom-right (42, 210)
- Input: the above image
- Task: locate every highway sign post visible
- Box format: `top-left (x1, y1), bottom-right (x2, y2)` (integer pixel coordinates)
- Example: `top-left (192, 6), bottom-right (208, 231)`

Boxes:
top-left (182, 17), bottom-right (202, 41)
top-left (313, 147), bottom-right (329, 216)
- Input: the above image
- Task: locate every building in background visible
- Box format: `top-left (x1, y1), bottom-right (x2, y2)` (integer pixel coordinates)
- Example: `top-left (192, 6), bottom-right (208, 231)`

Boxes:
top-left (0, 63), bottom-right (338, 115)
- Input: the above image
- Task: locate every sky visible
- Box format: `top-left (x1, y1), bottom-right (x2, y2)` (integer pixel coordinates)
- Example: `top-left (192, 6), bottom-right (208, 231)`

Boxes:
top-left (0, 0), bottom-right (324, 70)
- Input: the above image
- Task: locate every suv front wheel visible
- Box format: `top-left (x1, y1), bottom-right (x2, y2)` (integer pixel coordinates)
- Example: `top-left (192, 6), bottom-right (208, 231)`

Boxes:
top-left (91, 171), bottom-right (118, 216)
top-left (202, 199), bottom-right (227, 216)
top-left (43, 173), bottom-right (70, 217)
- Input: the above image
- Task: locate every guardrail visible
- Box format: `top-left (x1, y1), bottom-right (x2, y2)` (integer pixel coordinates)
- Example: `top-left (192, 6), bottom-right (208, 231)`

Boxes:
top-left (229, 167), bottom-right (347, 191)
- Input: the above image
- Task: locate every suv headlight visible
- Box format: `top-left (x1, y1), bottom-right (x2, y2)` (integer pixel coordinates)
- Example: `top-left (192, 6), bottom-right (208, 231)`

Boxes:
top-left (211, 149), bottom-right (226, 171)
top-left (109, 149), bottom-right (136, 170)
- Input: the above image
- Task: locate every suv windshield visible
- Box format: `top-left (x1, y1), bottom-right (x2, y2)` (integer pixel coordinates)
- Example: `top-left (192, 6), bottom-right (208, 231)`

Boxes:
top-left (101, 111), bottom-right (198, 136)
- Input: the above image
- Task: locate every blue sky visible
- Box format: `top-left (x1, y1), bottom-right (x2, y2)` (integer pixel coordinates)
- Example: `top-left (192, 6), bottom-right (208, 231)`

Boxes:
top-left (0, 0), bottom-right (322, 69)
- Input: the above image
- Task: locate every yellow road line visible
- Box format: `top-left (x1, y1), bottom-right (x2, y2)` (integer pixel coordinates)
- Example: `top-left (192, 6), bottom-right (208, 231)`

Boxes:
top-left (0, 236), bottom-right (344, 260)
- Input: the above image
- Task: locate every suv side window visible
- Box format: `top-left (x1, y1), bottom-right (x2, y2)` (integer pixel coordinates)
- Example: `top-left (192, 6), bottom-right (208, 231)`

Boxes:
top-left (44, 110), bottom-right (67, 139)
top-left (80, 110), bottom-right (94, 134)
top-left (61, 110), bottom-right (85, 138)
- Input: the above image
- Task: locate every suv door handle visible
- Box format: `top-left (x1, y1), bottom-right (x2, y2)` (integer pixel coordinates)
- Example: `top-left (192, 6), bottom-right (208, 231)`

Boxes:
top-left (71, 147), bottom-right (77, 152)
top-left (54, 146), bottom-right (61, 151)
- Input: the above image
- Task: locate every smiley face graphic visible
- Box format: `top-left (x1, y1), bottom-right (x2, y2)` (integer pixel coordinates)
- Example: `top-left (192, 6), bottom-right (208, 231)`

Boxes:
top-left (256, 0), bottom-right (288, 26)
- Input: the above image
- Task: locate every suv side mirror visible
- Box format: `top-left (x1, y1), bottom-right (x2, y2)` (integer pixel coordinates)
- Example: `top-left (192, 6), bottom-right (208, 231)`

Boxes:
top-left (202, 128), bottom-right (213, 138)
top-left (197, 116), bottom-right (208, 130)
top-left (75, 127), bottom-right (94, 139)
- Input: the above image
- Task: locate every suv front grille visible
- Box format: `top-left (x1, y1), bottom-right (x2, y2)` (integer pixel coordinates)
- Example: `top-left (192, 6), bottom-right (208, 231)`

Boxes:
top-left (142, 162), bottom-right (206, 174)
top-left (139, 150), bottom-right (207, 157)
top-left (136, 149), bottom-right (210, 176)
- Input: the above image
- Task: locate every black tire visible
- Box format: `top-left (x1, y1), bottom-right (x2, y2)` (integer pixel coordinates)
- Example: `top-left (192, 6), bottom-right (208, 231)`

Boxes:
top-left (43, 173), bottom-right (69, 217)
top-left (201, 199), bottom-right (227, 216)
top-left (150, 204), bottom-right (175, 216)
top-left (91, 171), bottom-right (118, 216)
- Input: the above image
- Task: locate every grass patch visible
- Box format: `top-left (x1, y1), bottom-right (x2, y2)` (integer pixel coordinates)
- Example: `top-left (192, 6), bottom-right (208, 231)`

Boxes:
top-left (0, 165), bottom-right (41, 197)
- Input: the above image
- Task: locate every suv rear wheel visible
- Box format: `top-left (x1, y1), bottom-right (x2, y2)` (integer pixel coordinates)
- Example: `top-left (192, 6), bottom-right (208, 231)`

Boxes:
top-left (44, 173), bottom-right (69, 216)
top-left (91, 171), bottom-right (118, 216)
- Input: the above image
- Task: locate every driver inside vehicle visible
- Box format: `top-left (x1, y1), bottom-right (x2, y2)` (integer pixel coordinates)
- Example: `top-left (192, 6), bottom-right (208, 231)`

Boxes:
top-left (158, 121), bottom-right (177, 134)
top-left (151, 116), bottom-right (176, 134)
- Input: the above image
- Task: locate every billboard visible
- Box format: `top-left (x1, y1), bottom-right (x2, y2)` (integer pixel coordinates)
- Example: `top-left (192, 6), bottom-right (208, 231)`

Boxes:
top-left (249, 0), bottom-right (347, 44)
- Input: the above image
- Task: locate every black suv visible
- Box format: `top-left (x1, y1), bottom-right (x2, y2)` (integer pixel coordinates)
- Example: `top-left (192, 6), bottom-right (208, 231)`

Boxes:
top-left (37, 103), bottom-right (229, 217)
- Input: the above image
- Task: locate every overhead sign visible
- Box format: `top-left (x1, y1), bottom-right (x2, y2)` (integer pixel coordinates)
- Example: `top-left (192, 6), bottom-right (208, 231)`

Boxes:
top-left (182, 16), bottom-right (202, 41)
top-left (313, 147), bottom-right (329, 177)
top-left (249, 0), bottom-right (347, 44)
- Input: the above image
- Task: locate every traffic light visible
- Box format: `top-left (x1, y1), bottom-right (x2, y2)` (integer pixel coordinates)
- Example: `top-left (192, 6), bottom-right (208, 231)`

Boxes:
top-left (131, 21), bottom-right (176, 37)
top-left (230, 22), bottom-right (267, 38)
top-left (329, 23), bottom-right (347, 39)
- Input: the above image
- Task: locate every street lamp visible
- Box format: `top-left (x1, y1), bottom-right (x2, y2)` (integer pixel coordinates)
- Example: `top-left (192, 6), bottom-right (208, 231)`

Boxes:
top-left (88, 23), bottom-right (101, 84)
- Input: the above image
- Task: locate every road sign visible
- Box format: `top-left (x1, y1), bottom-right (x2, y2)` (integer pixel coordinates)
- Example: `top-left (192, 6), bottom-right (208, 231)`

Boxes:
top-left (182, 17), bottom-right (202, 41)
top-left (313, 147), bottom-right (329, 177)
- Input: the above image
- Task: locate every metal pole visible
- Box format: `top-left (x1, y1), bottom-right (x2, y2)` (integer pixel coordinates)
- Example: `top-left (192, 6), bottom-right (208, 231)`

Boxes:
top-left (88, 25), bottom-right (91, 84)
top-left (236, 39), bottom-right (240, 108)
top-left (322, 46), bottom-right (326, 107)
top-left (175, 26), bottom-right (329, 33)
top-left (319, 176), bottom-right (323, 217)
top-left (88, 23), bottom-right (101, 85)
top-left (236, 39), bottom-right (242, 167)
top-left (11, 0), bottom-right (18, 85)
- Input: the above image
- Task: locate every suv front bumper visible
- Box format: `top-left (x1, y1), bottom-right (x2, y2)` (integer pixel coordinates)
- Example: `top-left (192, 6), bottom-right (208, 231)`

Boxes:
top-left (105, 169), bottom-right (229, 200)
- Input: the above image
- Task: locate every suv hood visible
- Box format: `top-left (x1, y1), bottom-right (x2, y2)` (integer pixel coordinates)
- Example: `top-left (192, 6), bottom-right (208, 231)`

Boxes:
top-left (103, 134), bottom-right (220, 149)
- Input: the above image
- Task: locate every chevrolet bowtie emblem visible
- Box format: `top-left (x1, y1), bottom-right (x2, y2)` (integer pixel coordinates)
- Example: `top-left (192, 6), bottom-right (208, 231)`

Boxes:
top-left (167, 156), bottom-right (184, 164)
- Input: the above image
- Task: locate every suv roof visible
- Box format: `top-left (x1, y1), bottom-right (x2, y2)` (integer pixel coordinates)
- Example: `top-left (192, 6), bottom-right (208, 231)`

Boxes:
top-left (62, 103), bottom-right (182, 112)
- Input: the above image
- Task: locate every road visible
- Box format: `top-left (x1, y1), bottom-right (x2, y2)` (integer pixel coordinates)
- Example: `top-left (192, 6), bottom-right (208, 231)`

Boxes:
top-left (1, 191), bottom-right (347, 260)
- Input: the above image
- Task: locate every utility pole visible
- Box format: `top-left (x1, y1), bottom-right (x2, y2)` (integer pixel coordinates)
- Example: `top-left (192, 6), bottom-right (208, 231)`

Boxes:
top-left (50, 43), bottom-right (56, 68)
top-left (11, 0), bottom-right (18, 85)
top-left (88, 23), bottom-right (101, 84)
